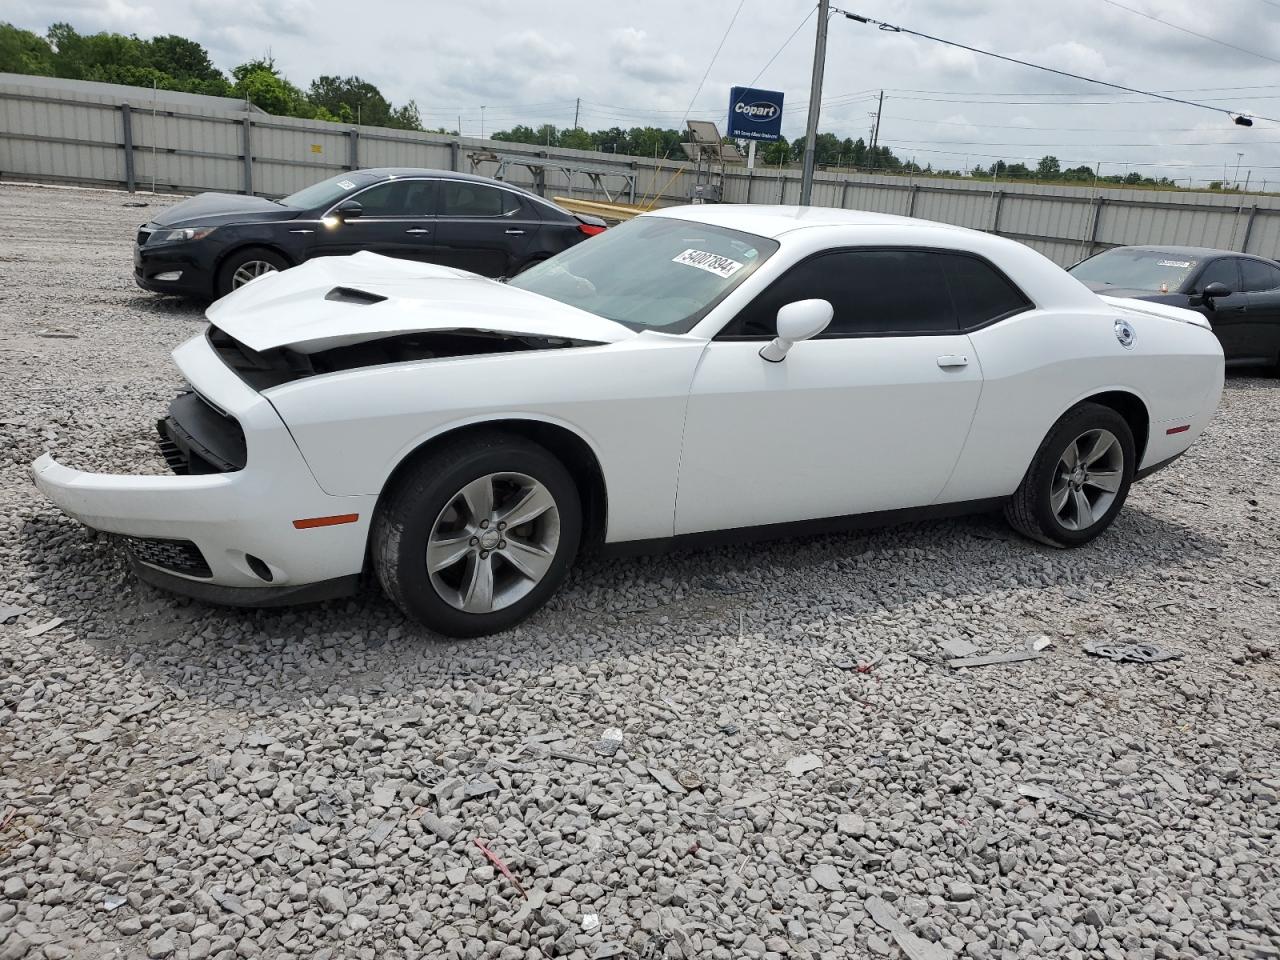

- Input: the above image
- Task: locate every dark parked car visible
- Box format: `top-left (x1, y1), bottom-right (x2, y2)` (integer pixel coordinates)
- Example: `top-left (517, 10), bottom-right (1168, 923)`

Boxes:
top-left (134, 168), bottom-right (607, 300)
top-left (1069, 245), bottom-right (1280, 369)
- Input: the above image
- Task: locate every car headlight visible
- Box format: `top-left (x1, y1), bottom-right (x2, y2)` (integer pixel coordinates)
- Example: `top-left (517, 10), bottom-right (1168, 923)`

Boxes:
top-left (149, 226), bottom-right (217, 244)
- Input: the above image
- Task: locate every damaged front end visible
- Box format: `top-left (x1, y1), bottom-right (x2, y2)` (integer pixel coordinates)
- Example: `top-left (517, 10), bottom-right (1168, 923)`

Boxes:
top-left (31, 333), bottom-right (377, 602)
top-left (206, 323), bottom-right (596, 392)
top-left (32, 251), bottom-right (635, 603)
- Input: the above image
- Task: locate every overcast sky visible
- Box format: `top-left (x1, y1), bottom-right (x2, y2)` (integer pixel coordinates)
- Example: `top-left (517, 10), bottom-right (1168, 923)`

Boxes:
top-left (9, 0), bottom-right (1280, 185)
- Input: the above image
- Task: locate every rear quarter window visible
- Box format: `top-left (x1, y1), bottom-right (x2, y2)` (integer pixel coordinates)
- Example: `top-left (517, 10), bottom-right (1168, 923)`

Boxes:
top-left (941, 254), bottom-right (1032, 328)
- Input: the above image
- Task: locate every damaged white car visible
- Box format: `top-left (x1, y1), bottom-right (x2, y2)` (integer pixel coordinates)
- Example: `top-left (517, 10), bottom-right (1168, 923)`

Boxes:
top-left (33, 205), bottom-right (1224, 636)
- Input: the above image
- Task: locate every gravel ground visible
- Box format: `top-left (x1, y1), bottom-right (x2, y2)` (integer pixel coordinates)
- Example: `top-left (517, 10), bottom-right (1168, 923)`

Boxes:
top-left (1, 181), bottom-right (1278, 960)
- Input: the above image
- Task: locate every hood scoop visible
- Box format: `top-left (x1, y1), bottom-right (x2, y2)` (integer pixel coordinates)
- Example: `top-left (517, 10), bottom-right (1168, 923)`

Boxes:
top-left (324, 286), bottom-right (388, 305)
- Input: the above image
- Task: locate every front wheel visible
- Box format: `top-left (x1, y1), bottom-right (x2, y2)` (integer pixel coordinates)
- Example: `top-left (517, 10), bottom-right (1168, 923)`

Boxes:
top-left (215, 247), bottom-right (289, 298)
top-left (1005, 402), bottom-right (1136, 547)
top-left (371, 433), bottom-right (582, 637)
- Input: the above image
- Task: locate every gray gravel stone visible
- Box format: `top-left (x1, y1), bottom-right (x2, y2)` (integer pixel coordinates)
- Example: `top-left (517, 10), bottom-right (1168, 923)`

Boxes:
top-left (1, 180), bottom-right (1278, 960)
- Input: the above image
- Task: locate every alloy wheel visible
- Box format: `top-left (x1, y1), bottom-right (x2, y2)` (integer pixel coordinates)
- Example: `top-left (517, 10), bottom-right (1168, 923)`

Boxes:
top-left (230, 260), bottom-right (278, 289)
top-left (426, 472), bottom-right (561, 613)
top-left (1051, 428), bottom-right (1124, 531)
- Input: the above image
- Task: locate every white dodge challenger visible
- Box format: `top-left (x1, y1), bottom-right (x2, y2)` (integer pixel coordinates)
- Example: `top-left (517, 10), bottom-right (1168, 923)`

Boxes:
top-left (32, 205), bottom-right (1224, 636)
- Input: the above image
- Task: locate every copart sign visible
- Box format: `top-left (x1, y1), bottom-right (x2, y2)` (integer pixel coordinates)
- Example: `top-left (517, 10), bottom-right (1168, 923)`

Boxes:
top-left (728, 86), bottom-right (784, 142)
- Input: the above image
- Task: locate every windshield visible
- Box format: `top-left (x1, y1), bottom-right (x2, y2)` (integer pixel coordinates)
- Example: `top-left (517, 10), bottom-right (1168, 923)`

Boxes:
top-left (508, 216), bottom-right (778, 333)
top-left (280, 171), bottom-right (379, 210)
top-left (1069, 249), bottom-right (1200, 293)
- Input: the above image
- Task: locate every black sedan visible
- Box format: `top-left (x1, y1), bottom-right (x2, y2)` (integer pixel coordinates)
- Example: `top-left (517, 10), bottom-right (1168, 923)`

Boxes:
top-left (1069, 245), bottom-right (1280, 369)
top-left (134, 168), bottom-right (607, 300)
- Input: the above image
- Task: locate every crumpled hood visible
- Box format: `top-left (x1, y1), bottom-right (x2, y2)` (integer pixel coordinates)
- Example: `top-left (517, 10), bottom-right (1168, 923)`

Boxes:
top-left (205, 251), bottom-right (635, 353)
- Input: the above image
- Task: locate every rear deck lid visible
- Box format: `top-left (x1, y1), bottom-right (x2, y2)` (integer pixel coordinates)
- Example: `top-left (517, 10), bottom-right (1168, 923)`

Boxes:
top-left (1100, 294), bottom-right (1211, 330)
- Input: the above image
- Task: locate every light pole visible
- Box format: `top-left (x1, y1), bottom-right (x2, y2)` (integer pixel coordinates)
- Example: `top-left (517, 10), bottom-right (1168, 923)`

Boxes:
top-left (1234, 152), bottom-right (1243, 190)
top-left (799, 0), bottom-right (831, 205)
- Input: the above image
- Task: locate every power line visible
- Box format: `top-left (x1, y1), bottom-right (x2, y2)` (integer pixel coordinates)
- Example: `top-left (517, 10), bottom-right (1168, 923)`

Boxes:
top-left (877, 142), bottom-right (1280, 170)
top-left (1098, 0), bottom-right (1280, 65)
top-left (680, 0), bottom-right (748, 124)
top-left (749, 4), bottom-right (817, 87)
top-left (832, 7), bottom-right (1277, 123)
top-left (884, 136), bottom-right (1280, 148)
top-left (880, 114), bottom-right (1246, 133)
top-left (877, 84), bottom-right (1280, 96)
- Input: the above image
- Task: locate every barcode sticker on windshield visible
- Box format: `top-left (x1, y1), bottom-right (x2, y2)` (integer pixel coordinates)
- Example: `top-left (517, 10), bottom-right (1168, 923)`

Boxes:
top-left (1156, 259), bottom-right (1193, 268)
top-left (672, 249), bottom-right (744, 278)
top-left (337, 179), bottom-right (357, 190)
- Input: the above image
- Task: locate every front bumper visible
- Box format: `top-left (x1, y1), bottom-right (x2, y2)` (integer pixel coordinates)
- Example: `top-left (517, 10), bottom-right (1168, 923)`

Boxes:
top-left (134, 241), bottom-right (217, 299)
top-left (31, 335), bottom-right (376, 600)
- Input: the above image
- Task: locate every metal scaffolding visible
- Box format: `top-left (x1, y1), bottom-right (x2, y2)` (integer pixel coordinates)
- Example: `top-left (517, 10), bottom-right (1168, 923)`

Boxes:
top-left (469, 150), bottom-right (637, 204)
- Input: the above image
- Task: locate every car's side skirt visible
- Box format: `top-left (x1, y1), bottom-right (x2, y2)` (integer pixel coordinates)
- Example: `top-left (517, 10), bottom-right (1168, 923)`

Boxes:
top-left (599, 497), bottom-right (1010, 558)
top-left (1133, 450), bottom-right (1184, 482)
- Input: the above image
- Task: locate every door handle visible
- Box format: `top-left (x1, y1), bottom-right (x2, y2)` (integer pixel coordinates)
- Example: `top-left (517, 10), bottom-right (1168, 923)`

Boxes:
top-left (937, 355), bottom-right (969, 368)
top-left (505, 229), bottom-right (526, 235)
top-left (405, 228), bottom-right (430, 234)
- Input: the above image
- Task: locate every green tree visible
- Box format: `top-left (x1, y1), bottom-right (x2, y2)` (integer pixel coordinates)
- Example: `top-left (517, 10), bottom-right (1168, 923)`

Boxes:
top-left (761, 139), bottom-right (791, 166)
top-left (492, 124), bottom-right (540, 144)
top-left (812, 132), bottom-right (843, 166)
top-left (308, 75), bottom-right (392, 125)
top-left (148, 34), bottom-right (229, 95)
top-left (0, 23), bottom-right (55, 75)
top-left (387, 100), bottom-right (421, 130)
top-left (558, 127), bottom-right (594, 151)
top-left (1036, 155), bottom-right (1061, 178)
top-left (232, 58), bottom-right (309, 116)
top-left (47, 23), bottom-right (143, 80)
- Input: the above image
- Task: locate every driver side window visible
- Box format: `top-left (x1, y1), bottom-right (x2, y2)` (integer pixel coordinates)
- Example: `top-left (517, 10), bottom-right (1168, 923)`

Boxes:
top-left (720, 249), bottom-right (960, 338)
top-left (352, 180), bottom-right (434, 218)
top-left (1195, 258), bottom-right (1239, 292)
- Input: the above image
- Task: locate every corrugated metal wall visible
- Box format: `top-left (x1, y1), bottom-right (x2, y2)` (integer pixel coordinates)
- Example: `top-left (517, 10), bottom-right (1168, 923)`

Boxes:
top-left (5, 76), bottom-right (1280, 267)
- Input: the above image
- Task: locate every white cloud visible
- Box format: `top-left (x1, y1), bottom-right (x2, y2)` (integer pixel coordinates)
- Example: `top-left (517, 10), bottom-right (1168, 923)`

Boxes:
top-left (7, 0), bottom-right (1279, 182)
top-left (608, 27), bottom-right (689, 85)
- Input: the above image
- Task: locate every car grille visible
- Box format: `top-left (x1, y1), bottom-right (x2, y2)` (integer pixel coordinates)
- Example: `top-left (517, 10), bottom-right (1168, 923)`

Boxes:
top-left (121, 536), bottom-right (212, 578)
top-left (156, 390), bottom-right (246, 474)
top-left (137, 225), bottom-right (152, 246)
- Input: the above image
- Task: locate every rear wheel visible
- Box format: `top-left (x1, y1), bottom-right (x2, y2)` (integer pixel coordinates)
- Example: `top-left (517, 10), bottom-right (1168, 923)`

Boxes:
top-left (1005, 402), bottom-right (1135, 547)
top-left (371, 433), bottom-right (581, 637)
top-left (512, 255), bottom-right (548, 276)
top-left (216, 247), bottom-right (289, 298)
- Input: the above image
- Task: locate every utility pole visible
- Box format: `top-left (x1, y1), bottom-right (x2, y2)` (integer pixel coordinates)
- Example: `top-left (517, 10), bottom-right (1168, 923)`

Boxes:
top-left (574, 98), bottom-right (580, 130)
top-left (870, 90), bottom-right (883, 154)
top-left (799, 0), bottom-right (830, 205)
top-left (481, 106), bottom-right (486, 139)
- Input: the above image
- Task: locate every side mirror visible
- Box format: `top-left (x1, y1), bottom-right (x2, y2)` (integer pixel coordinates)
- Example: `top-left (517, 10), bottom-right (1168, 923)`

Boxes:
top-left (759, 299), bottom-right (833, 362)
top-left (330, 200), bottom-right (363, 223)
top-left (1202, 281), bottom-right (1231, 300)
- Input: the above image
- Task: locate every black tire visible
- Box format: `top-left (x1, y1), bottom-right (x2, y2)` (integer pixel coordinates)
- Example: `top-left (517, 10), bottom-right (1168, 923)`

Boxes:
top-left (371, 432), bottom-right (582, 637)
top-left (512, 255), bottom-right (548, 276)
top-left (215, 247), bottom-right (290, 298)
top-left (1005, 402), bottom-right (1136, 548)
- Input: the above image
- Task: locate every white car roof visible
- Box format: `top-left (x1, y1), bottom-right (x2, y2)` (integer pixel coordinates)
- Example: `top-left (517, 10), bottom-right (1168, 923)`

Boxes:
top-left (651, 203), bottom-right (1104, 316)
top-left (648, 203), bottom-right (977, 241)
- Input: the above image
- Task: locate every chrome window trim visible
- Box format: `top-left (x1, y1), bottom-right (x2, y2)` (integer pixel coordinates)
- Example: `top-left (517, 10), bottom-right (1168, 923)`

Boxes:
top-left (322, 176), bottom-right (565, 221)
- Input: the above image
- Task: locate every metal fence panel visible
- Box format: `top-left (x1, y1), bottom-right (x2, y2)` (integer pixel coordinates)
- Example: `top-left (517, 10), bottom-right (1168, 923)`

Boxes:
top-left (7, 76), bottom-right (1280, 266)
